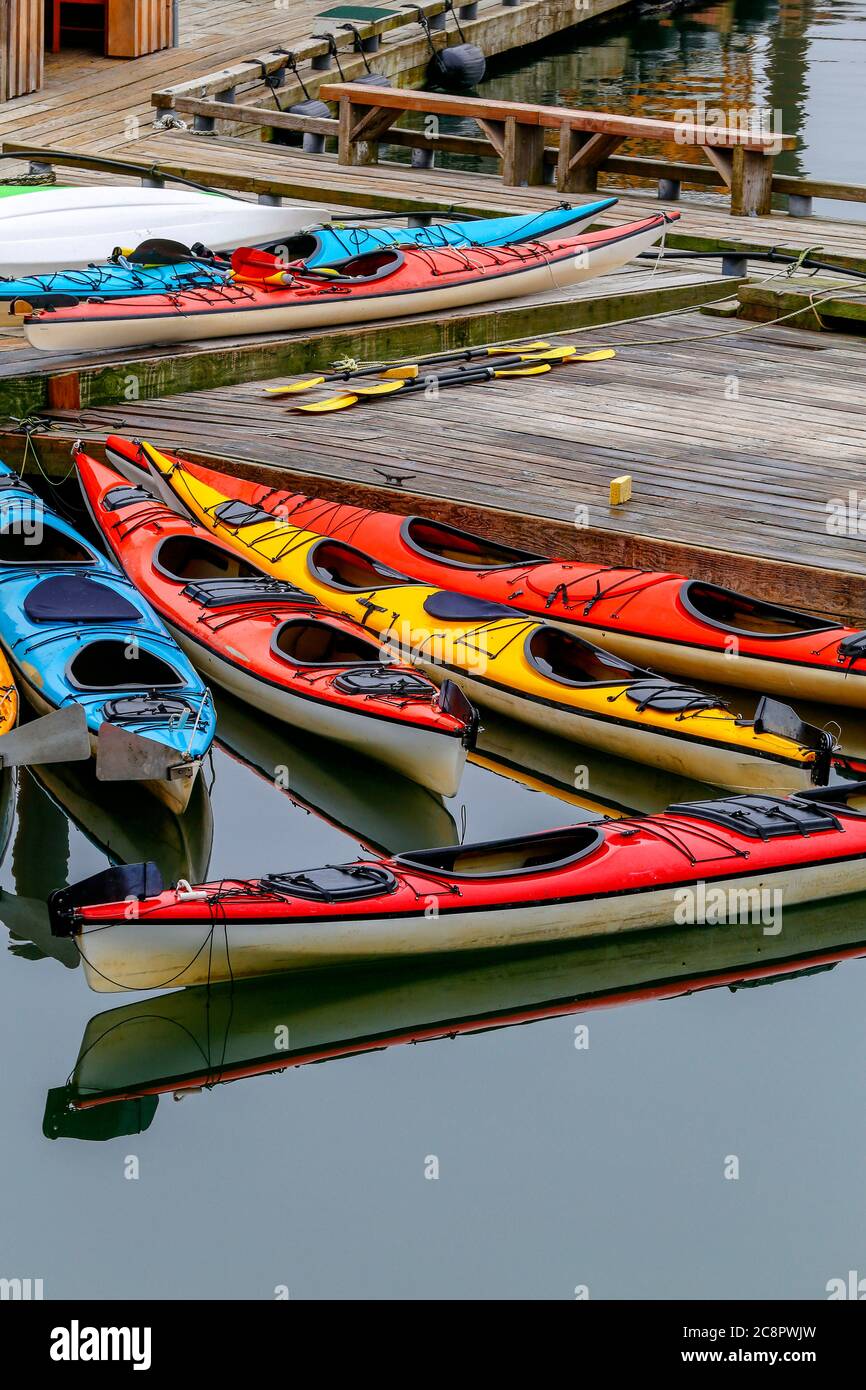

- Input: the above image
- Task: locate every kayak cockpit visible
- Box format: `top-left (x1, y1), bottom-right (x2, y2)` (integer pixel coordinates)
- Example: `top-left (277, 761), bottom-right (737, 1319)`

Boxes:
top-left (271, 232), bottom-right (322, 264)
top-left (395, 824), bottom-right (604, 877)
top-left (525, 626), bottom-right (637, 686)
top-left (400, 516), bottom-right (543, 569)
top-left (680, 581), bottom-right (838, 638)
top-left (0, 520), bottom-right (97, 566)
top-left (308, 538), bottom-right (408, 591)
top-left (68, 639), bottom-right (185, 691)
top-left (156, 534), bottom-right (266, 583)
top-left (272, 617), bottom-right (382, 666)
top-left (312, 249), bottom-right (403, 282)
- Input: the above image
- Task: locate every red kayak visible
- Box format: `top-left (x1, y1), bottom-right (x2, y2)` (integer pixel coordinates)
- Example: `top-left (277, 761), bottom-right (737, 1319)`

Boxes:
top-left (76, 451), bottom-right (476, 796)
top-left (24, 213), bottom-right (676, 352)
top-left (49, 782), bottom-right (866, 990)
top-left (106, 436), bottom-right (866, 708)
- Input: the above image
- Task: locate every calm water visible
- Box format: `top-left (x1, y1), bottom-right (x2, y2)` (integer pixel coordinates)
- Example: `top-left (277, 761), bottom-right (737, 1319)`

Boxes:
top-left (0, 475), bottom-right (865, 1299)
top-left (400, 0), bottom-right (866, 220)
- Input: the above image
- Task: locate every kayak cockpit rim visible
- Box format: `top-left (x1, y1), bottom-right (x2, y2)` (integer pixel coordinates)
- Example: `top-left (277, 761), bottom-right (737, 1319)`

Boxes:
top-left (308, 537), bottom-right (410, 591)
top-left (524, 625), bottom-right (640, 687)
top-left (66, 639), bottom-right (187, 693)
top-left (394, 823), bottom-right (605, 877)
top-left (399, 515), bottom-right (544, 570)
top-left (0, 519), bottom-right (98, 567)
top-left (154, 532), bottom-right (272, 584)
top-left (270, 617), bottom-right (384, 667)
top-left (679, 580), bottom-right (843, 639)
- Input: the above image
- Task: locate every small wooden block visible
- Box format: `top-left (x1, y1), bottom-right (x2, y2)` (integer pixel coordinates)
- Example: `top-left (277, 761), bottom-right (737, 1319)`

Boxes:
top-left (609, 475), bottom-right (632, 506)
top-left (47, 372), bottom-right (82, 412)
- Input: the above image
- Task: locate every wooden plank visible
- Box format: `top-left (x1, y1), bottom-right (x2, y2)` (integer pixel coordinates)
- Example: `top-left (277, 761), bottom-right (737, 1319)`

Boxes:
top-left (2, 0), bottom-right (43, 101)
top-left (319, 82), bottom-right (796, 151)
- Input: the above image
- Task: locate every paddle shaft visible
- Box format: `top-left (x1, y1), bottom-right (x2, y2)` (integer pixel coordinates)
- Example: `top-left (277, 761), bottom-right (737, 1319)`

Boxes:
top-left (271, 341), bottom-right (553, 394)
top-left (295, 348), bottom-right (615, 411)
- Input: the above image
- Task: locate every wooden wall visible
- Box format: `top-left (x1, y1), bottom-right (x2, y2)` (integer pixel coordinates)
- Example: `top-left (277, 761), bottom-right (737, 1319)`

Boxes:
top-left (0, 0), bottom-right (44, 102)
top-left (108, 0), bottom-right (173, 58)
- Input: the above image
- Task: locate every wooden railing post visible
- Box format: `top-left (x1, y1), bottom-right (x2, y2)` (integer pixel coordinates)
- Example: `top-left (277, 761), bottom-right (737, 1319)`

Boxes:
top-left (337, 96), bottom-right (378, 166)
top-left (556, 128), bottom-right (621, 194)
top-left (730, 146), bottom-right (774, 217)
top-left (502, 117), bottom-right (545, 187)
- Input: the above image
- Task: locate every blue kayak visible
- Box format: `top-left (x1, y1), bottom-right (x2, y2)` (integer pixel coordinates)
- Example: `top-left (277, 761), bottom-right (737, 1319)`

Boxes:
top-left (0, 463), bottom-right (216, 814)
top-left (292, 199), bottom-right (619, 267)
top-left (0, 202), bottom-right (617, 301)
top-left (0, 256), bottom-right (231, 306)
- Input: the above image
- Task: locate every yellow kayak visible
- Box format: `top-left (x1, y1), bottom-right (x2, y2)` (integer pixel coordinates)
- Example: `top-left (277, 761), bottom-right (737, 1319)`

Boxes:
top-left (146, 443), bottom-right (840, 794)
top-left (0, 650), bottom-right (18, 740)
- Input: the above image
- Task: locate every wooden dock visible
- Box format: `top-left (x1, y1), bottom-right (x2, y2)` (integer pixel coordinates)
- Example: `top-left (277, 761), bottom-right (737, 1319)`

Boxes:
top-left (2, 0), bottom-right (866, 640)
top-left (12, 303), bottom-right (866, 629)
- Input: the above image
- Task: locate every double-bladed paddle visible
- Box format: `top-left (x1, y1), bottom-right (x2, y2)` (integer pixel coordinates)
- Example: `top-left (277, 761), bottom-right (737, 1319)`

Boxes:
top-left (265, 341), bottom-right (556, 397)
top-left (292, 348), bottom-right (616, 414)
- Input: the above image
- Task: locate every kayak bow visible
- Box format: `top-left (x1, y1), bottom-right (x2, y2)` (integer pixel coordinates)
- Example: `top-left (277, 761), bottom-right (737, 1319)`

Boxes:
top-left (76, 450), bottom-right (476, 797)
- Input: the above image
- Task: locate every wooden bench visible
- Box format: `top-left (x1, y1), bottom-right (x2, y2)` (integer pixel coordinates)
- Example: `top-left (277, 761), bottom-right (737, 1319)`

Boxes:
top-left (320, 83), bottom-right (797, 217)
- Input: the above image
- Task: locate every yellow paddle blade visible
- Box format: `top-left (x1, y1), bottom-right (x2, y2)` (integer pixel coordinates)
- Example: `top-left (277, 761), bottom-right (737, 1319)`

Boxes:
top-left (349, 380), bottom-right (408, 398)
top-left (487, 340), bottom-right (552, 355)
top-left (294, 394), bottom-right (360, 414)
top-left (264, 378), bottom-right (326, 396)
top-left (492, 363), bottom-right (552, 378)
top-left (566, 348), bottom-right (617, 363)
top-left (519, 346), bottom-right (577, 363)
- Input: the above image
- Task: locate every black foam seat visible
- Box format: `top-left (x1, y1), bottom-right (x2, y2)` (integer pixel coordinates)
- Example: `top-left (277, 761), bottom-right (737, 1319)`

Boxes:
top-left (422, 591), bottom-right (514, 623)
top-left (23, 575), bottom-right (141, 625)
